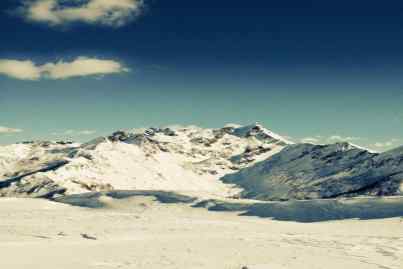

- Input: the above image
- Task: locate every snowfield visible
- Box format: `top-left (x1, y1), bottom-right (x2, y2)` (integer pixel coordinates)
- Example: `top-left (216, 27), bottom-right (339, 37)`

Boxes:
top-left (0, 197), bottom-right (401, 269)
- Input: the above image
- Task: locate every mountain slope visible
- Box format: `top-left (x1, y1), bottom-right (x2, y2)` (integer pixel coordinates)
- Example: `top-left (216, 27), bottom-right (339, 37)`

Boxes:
top-left (221, 143), bottom-right (403, 200)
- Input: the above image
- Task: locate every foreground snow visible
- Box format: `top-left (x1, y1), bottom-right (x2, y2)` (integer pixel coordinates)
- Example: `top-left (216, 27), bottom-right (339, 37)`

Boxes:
top-left (0, 197), bottom-right (402, 269)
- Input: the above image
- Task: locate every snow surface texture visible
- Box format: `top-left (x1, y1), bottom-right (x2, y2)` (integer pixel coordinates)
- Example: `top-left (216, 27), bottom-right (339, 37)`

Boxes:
top-left (0, 123), bottom-right (290, 198)
top-left (1, 197), bottom-right (402, 269)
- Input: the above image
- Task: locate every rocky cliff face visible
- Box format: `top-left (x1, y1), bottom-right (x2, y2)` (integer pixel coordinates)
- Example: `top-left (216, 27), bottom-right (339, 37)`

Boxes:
top-left (221, 143), bottom-right (403, 201)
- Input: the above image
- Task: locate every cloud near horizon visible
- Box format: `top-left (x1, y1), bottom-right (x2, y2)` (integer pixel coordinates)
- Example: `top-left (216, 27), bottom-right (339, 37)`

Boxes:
top-left (51, 129), bottom-right (97, 136)
top-left (300, 134), bottom-right (402, 152)
top-left (300, 134), bottom-right (362, 144)
top-left (0, 57), bottom-right (129, 80)
top-left (372, 139), bottom-right (400, 149)
top-left (300, 137), bottom-right (320, 144)
top-left (0, 126), bottom-right (23, 134)
top-left (18, 0), bottom-right (144, 27)
top-left (328, 135), bottom-right (361, 142)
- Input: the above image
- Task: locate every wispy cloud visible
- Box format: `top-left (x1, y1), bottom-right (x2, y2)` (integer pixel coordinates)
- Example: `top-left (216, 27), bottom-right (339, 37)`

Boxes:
top-left (18, 0), bottom-right (144, 27)
top-left (300, 137), bottom-right (320, 144)
top-left (301, 134), bottom-right (362, 144)
top-left (51, 129), bottom-right (97, 136)
top-left (0, 57), bottom-right (129, 80)
top-left (0, 126), bottom-right (23, 134)
top-left (328, 135), bottom-right (361, 142)
top-left (372, 139), bottom-right (400, 149)
top-left (300, 134), bottom-right (401, 152)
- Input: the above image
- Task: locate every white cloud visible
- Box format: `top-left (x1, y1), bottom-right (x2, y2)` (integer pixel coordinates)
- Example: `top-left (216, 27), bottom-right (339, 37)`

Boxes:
top-left (0, 60), bottom-right (41, 80)
top-left (299, 134), bottom-right (365, 146)
top-left (41, 57), bottom-right (130, 79)
top-left (51, 129), bottom-right (97, 136)
top-left (301, 137), bottom-right (320, 144)
top-left (0, 57), bottom-right (129, 80)
top-left (372, 139), bottom-right (400, 149)
top-left (373, 142), bottom-right (393, 148)
top-left (19, 0), bottom-right (144, 27)
top-left (0, 126), bottom-right (23, 134)
top-left (78, 130), bottom-right (97, 135)
top-left (299, 134), bottom-right (400, 152)
top-left (328, 135), bottom-right (361, 142)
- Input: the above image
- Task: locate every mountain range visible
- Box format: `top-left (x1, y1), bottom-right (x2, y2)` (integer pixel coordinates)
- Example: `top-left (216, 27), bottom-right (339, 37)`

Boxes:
top-left (0, 123), bottom-right (402, 201)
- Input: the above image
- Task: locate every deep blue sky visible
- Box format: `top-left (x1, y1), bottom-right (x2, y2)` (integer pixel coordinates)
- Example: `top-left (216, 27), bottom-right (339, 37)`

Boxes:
top-left (0, 0), bottom-right (402, 150)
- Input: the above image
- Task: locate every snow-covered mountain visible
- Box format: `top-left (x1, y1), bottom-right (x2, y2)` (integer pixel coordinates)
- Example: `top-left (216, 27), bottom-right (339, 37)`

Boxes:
top-left (222, 142), bottom-right (403, 200)
top-left (0, 123), bottom-right (291, 198)
top-left (2, 123), bottom-right (402, 202)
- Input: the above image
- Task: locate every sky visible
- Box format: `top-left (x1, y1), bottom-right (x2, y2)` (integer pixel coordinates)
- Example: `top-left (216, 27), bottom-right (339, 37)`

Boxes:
top-left (0, 0), bottom-right (402, 151)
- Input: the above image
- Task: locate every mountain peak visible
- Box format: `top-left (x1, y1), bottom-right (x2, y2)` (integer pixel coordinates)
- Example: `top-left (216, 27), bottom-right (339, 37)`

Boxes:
top-left (231, 123), bottom-right (293, 145)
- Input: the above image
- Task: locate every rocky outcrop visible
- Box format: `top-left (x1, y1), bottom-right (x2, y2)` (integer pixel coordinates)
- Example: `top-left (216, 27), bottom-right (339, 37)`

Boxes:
top-left (0, 177), bottom-right (66, 198)
top-left (222, 143), bottom-right (403, 201)
top-left (0, 159), bottom-right (69, 198)
top-left (230, 145), bottom-right (273, 165)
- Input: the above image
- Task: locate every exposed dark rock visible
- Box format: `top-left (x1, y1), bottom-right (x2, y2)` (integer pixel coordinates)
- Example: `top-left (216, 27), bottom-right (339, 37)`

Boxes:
top-left (162, 128), bottom-right (176, 136)
top-left (0, 175), bottom-right (66, 199)
top-left (190, 136), bottom-right (218, 147)
top-left (81, 234), bottom-right (97, 240)
top-left (108, 130), bottom-right (131, 142)
top-left (0, 160), bottom-right (69, 189)
top-left (80, 136), bottom-right (108, 150)
top-left (230, 146), bottom-right (272, 165)
top-left (232, 123), bottom-right (283, 143)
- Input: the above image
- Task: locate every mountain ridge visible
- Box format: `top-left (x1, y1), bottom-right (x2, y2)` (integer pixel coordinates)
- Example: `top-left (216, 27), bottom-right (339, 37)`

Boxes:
top-left (1, 123), bottom-right (402, 201)
top-left (222, 142), bottom-right (403, 200)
